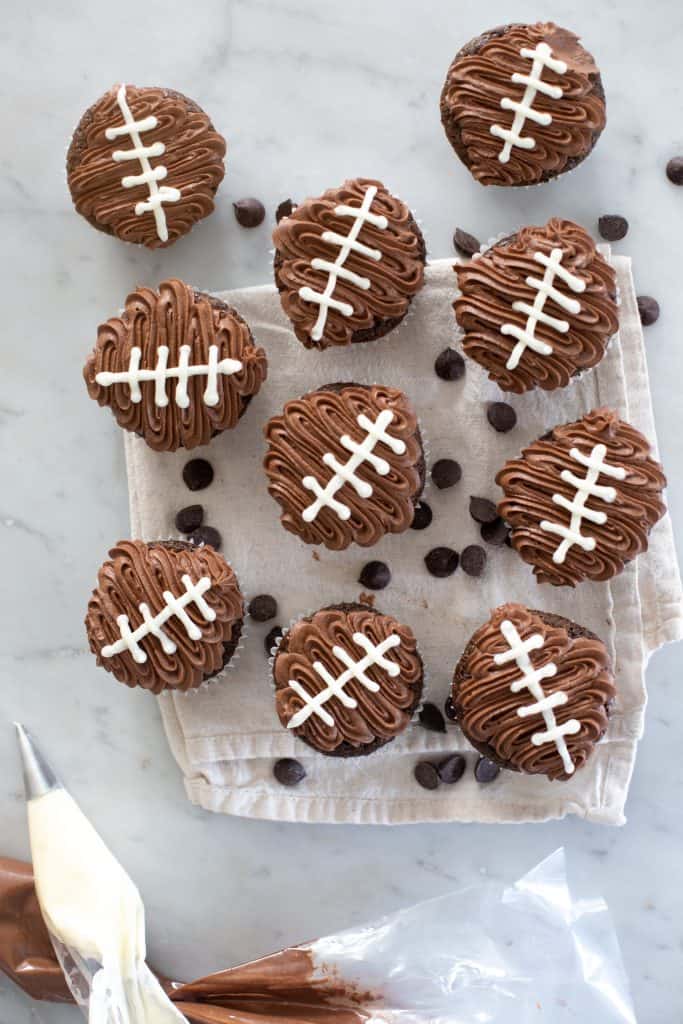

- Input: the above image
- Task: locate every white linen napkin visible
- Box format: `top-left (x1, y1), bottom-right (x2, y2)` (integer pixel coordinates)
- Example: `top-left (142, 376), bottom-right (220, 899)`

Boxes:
top-left (124, 254), bottom-right (682, 825)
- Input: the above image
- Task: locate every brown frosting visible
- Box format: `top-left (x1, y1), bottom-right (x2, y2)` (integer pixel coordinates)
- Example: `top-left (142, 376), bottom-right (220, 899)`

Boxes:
top-left (67, 85), bottom-right (226, 247)
top-left (454, 219), bottom-right (618, 393)
top-left (85, 540), bottom-right (244, 692)
top-left (272, 178), bottom-right (425, 349)
top-left (440, 23), bottom-right (606, 186)
top-left (497, 409), bottom-right (667, 587)
top-left (274, 605), bottom-right (423, 755)
top-left (83, 279), bottom-right (267, 452)
top-left (264, 384), bottom-right (423, 551)
top-left (453, 604), bottom-right (615, 780)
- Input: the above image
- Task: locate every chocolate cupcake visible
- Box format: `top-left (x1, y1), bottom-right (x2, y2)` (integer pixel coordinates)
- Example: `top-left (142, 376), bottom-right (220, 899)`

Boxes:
top-left (497, 409), bottom-right (666, 587)
top-left (273, 603), bottom-right (423, 757)
top-left (84, 279), bottom-right (267, 452)
top-left (272, 178), bottom-right (426, 349)
top-left (451, 603), bottom-right (615, 780)
top-left (85, 539), bottom-right (244, 693)
top-left (264, 383), bottom-right (425, 550)
top-left (67, 84), bottom-right (226, 247)
top-left (440, 23), bottom-right (606, 187)
top-left (454, 219), bottom-right (618, 393)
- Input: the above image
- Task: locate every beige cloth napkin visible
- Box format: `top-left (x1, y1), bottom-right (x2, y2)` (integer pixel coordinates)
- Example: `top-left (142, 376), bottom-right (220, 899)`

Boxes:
top-left (124, 254), bottom-right (682, 826)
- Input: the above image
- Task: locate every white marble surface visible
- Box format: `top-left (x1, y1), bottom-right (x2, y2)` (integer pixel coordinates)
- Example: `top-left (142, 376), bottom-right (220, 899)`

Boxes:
top-left (1, 1), bottom-right (682, 1021)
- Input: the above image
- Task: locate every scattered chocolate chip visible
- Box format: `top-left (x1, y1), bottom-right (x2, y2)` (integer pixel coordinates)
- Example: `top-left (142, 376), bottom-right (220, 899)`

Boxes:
top-left (666, 157), bottom-right (683, 185)
top-left (438, 753), bottom-right (466, 785)
top-left (487, 402), bottom-right (517, 433)
top-left (411, 501), bottom-right (433, 530)
top-left (182, 458), bottom-right (214, 491)
top-left (233, 197), bottom-right (266, 228)
top-left (188, 525), bottom-right (222, 551)
top-left (273, 758), bottom-right (306, 787)
top-left (418, 702), bottom-right (447, 733)
top-left (637, 295), bottom-right (660, 326)
top-left (358, 591), bottom-right (376, 608)
top-left (469, 496), bottom-right (498, 524)
top-left (431, 458), bottom-right (462, 490)
top-left (275, 198), bottom-right (295, 222)
top-left (264, 625), bottom-right (283, 656)
top-left (425, 546), bottom-right (459, 578)
top-left (480, 518), bottom-right (510, 546)
top-left (248, 594), bottom-right (278, 622)
top-left (444, 695), bottom-right (457, 721)
top-left (597, 215), bottom-right (628, 242)
top-left (435, 347), bottom-right (466, 381)
top-left (358, 560), bottom-right (391, 590)
top-left (461, 544), bottom-right (487, 577)
top-left (474, 756), bottom-right (501, 783)
top-left (174, 504), bottom-right (203, 534)
top-left (453, 227), bottom-right (481, 257)
top-left (414, 761), bottom-right (440, 790)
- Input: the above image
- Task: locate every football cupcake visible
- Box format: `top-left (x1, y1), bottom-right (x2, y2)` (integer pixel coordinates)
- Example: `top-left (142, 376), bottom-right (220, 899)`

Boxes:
top-left (454, 219), bottom-right (618, 393)
top-left (264, 383), bottom-right (425, 550)
top-left (67, 84), bottom-right (226, 247)
top-left (440, 23), bottom-right (606, 187)
top-left (497, 409), bottom-right (666, 586)
top-left (84, 279), bottom-right (267, 452)
top-left (272, 178), bottom-right (426, 349)
top-left (85, 540), bottom-right (244, 693)
top-left (451, 603), bottom-right (615, 780)
top-left (273, 603), bottom-right (423, 757)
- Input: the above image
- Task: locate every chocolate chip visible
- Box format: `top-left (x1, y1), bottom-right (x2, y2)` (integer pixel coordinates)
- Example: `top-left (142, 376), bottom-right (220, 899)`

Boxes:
top-left (188, 525), bottom-right (222, 551)
top-left (275, 198), bottom-right (295, 222)
top-left (233, 197), bottom-right (266, 228)
top-left (469, 496), bottom-right (498, 524)
top-left (637, 295), bottom-right (660, 326)
top-left (666, 157), bottom-right (683, 185)
top-left (474, 756), bottom-right (501, 783)
top-left (444, 695), bottom-right (457, 721)
top-left (597, 215), bottom-right (629, 242)
top-left (248, 594), bottom-right (278, 622)
top-left (411, 501), bottom-right (433, 530)
top-left (461, 544), bottom-right (487, 577)
top-left (424, 546), bottom-right (459, 577)
top-left (358, 560), bottom-right (391, 590)
top-left (182, 458), bottom-right (214, 491)
top-left (435, 347), bottom-right (466, 381)
top-left (418, 702), bottom-right (447, 733)
top-left (414, 761), bottom-right (440, 790)
top-left (431, 459), bottom-right (462, 489)
top-left (264, 625), bottom-right (283, 656)
top-left (174, 504), bottom-right (203, 534)
top-left (437, 753), bottom-right (466, 785)
top-left (487, 402), bottom-right (517, 433)
top-left (453, 227), bottom-right (481, 257)
top-left (480, 518), bottom-right (510, 546)
top-left (273, 758), bottom-right (306, 787)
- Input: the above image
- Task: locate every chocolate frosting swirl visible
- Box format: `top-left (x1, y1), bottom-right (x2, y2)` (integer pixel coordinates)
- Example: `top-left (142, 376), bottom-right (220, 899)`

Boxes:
top-left (274, 604), bottom-right (423, 755)
top-left (497, 409), bottom-right (667, 586)
top-left (454, 219), bottom-right (618, 393)
top-left (272, 178), bottom-right (425, 349)
top-left (440, 23), bottom-right (606, 186)
top-left (85, 540), bottom-right (244, 693)
top-left (453, 604), bottom-right (615, 780)
top-left (264, 384), bottom-right (423, 551)
top-left (67, 85), bottom-right (226, 247)
top-left (83, 279), bottom-right (267, 452)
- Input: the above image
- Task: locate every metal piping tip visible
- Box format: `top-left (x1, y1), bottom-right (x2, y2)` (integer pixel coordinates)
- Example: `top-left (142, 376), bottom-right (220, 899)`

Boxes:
top-left (14, 724), bottom-right (61, 800)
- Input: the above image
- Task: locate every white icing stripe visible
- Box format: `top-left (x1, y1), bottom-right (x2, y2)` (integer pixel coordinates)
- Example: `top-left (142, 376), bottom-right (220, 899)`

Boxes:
top-left (287, 632), bottom-right (401, 729)
top-left (95, 345), bottom-right (243, 409)
top-left (490, 42), bottom-right (567, 164)
top-left (298, 184), bottom-right (388, 342)
top-left (540, 444), bottom-right (627, 564)
top-left (101, 575), bottom-right (215, 664)
top-left (494, 619), bottom-right (579, 775)
top-left (301, 409), bottom-right (406, 523)
top-left (105, 84), bottom-right (181, 243)
top-left (501, 248), bottom-right (586, 371)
